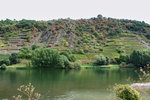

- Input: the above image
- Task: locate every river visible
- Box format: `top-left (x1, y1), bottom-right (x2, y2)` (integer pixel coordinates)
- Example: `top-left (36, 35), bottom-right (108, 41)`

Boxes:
top-left (0, 68), bottom-right (139, 100)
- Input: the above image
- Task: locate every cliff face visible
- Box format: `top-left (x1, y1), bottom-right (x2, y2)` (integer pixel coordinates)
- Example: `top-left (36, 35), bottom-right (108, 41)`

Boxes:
top-left (40, 20), bottom-right (78, 48)
top-left (0, 15), bottom-right (150, 54)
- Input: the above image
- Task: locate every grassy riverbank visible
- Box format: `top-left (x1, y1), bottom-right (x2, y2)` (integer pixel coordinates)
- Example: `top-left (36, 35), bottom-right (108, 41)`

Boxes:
top-left (81, 64), bottom-right (120, 69)
top-left (6, 59), bottom-right (29, 69)
top-left (6, 59), bottom-right (120, 69)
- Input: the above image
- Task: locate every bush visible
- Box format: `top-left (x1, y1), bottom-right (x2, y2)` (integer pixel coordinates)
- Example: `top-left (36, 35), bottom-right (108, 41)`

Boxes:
top-left (118, 54), bottom-right (127, 64)
top-left (68, 61), bottom-right (81, 69)
top-left (9, 53), bottom-right (19, 64)
top-left (120, 62), bottom-right (127, 68)
top-left (114, 85), bottom-right (141, 100)
top-left (127, 63), bottom-right (135, 68)
top-left (128, 50), bottom-right (150, 67)
top-left (0, 59), bottom-right (10, 66)
top-left (31, 48), bottom-right (64, 68)
top-left (110, 58), bottom-right (118, 64)
top-left (32, 45), bottom-right (39, 50)
top-left (60, 51), bottom-right (76, 62)
top-left (0, 64), bottom-right (7, 69)
top-left (99, 48), bottom-right (103, 52)
top-left (26, 61), bottom-right (33, 69)
top-left (18, 47), bottom-right (32, 59)
top-left (79, 49), bottom-right (85, 54)
top-left (94, 54), bottom-right (109, 65)
top-left (116, 47), bottom-right (124, 54)
top-left (59, 55), bottom-right (71, 68)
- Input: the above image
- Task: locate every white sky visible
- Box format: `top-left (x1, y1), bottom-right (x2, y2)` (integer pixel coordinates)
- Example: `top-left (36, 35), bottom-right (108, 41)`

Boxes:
top-left (0, 0), bottom-right (150, 24)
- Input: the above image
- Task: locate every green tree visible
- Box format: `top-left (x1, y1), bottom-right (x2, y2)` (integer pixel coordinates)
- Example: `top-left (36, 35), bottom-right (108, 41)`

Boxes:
top-left (128, 50), bottom-right (150, 67)
top-left (31, 48), bottom-right (64, 68)
top-left (60, 51), bottom-right (76, 62)
top-left (19, 47), bottom-right (32, 59)
top-left (94, 54), bottom-right (109, 65)
top-left (9, 53), bottom-right (19, 64)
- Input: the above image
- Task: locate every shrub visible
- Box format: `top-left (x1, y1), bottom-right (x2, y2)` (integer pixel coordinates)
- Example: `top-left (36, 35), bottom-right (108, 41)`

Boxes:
top-left (26, 61), bottom-right (33, 69)
top-left (0, 59), bottom-right (10, 66)
top-left (127, 63), bottom-right (135, 68)
top-left (13, 83), bottom-right (41, 100)
top-left (99, 48), bottom-right (103, 52)
top-left (94, 54), bottom-right (109, 65)
top-left (79, 49), bottom-right (85, 54)
top-left (59, 55), bottom-right (70, 68)
top-left (114, 85), bottom-right (141, 100)
top-left (31, 48), bottom-right (64, 68)
top-left (19, 47), bottom-right (32, 59)
top-left (70, 55), bottom-right (76, 62)
top-left (118, 54), bottom-right (127, 64)
top-left (110, 58), bottom-right (118, 64)
top-left (128, 50), bottom-right (150, 67)
top-left (120, 62), bottom-right (127, 68)
top-left (32, 44), bottom-right (39, 50)
top-left (68, 61), bottom-right (81, 69)
top-left (9, 53), bottom-right (19, 64)
top-left (116, 47), bottom-right (124, 54)
top-left (0, 64), bottom-right (7, 69)
top-left (60, 51), bottom-right (76, 62)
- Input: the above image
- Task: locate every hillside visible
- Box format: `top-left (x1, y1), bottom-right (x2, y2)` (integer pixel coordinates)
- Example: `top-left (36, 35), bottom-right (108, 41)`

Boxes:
top-left (0, 15), bottom-right (150, 58)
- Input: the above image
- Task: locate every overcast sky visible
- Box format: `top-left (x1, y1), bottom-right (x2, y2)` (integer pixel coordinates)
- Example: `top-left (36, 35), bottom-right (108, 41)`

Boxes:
top-left (1, 0), bottom-right (150, 24)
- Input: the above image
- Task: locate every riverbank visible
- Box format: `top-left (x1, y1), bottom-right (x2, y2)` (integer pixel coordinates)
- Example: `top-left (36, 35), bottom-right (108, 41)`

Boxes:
top-left (6, 59), bottom-right (29, 69)
top-left (6, 61), bottom-right (120, 70)
top-left (81, 64), bottom-right (120, 69)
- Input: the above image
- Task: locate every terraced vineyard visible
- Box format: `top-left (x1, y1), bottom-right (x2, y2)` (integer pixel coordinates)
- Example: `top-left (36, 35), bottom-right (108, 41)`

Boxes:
top-left (102, 34), bottom-right (149, 58)
top-left (0, 33), bottom-right (29, 54)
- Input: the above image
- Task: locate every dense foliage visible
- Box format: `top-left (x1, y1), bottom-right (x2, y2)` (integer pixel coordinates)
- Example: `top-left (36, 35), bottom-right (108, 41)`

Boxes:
top-left (0, 64), bottom-right (7, 70)
top-left (19, 47), bottom-right (32, 59)
top-left (94, 54), bottom-right (109, 65)
top-left (115, 85), bottom-right (141, 100)
top-left (0, 59), bottom-right (10, 66)
top-left (9, 53), bottom-right (19, 64)
top-left (0, 19), bottom-right (47, 36)
top-left (60, 51), bottom-right (76, 62)
top-left (31, 48), bottom-right (63, 68)
top-left (31, 48), bottom-right (81, 69)
top-left (127, 50), bottom-right (150, 67)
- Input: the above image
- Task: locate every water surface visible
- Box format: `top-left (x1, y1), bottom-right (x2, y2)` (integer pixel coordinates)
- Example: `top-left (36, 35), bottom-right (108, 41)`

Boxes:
top-left (0, 68), bottom-right (139, 100)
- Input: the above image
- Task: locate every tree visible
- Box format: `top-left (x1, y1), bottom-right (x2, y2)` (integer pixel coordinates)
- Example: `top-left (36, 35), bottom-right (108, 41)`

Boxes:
top-left (32, 44), bottom-right (39, 50)
top-left (118, 54), bottom-right (127, 64)
top-left (60, 51), bottom-right (76, 62)
top-left (9, 53), bottom-right (19, 64)
top-left (128, 50), bottom-right (150, 67)
top-left (31, 48), bottom-right (64, 68)
top-left (19, 46), bottom-right (32, 59)
top-left (94, 54), bottom-right (109, 65)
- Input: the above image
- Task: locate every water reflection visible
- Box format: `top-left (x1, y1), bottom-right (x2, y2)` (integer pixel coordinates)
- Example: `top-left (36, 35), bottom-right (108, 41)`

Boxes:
top-left (0, 68), bottom-right (139, 100)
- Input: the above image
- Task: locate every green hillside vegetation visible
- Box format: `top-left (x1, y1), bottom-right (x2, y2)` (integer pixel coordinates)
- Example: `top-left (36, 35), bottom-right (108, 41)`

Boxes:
top-left (0, 15), bottom-right (150, 67)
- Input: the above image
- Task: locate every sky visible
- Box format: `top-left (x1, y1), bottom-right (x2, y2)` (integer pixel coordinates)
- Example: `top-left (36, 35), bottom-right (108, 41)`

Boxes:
top-left (0, 0), bottom-right (150, 24)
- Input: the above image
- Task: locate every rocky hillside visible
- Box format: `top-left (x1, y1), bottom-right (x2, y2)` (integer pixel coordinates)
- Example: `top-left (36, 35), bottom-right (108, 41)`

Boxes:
top-left (0, 15), bottom-right (150, 56)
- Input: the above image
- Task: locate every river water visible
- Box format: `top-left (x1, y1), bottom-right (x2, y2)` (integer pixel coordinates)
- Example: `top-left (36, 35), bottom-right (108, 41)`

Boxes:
top-left (0, 68), bottom-right (139, 100)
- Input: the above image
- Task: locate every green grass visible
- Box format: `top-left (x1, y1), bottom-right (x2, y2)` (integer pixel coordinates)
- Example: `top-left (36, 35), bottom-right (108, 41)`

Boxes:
top-left (6, 66), bottom-right (26, 69)
top-left (86, 53), bottom-right (98, 59)
top-left (81, 65), bottom-right (94, 68)
top-left (7, 59), bottom-right (29, 69)
top-left (102, 52), bottom-right (120, 58)
top-left (114, 39), bottom-right (121, 45)
top-left (73, 54), bottom-right (88, 59)
top-left (99, 65), bottom-right (119, 68)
